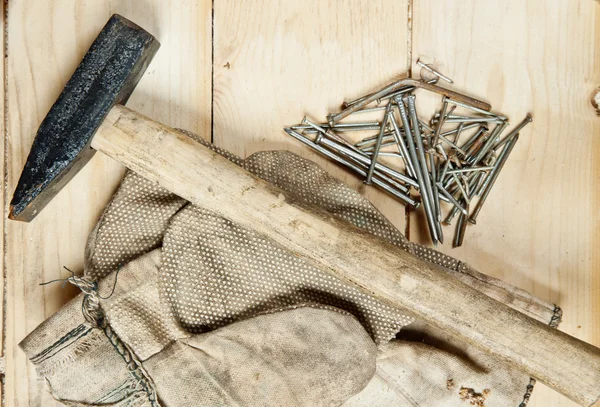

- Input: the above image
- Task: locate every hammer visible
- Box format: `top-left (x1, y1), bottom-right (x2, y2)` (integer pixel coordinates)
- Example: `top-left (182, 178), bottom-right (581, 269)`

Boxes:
top-left (10, 15), bottom-right (600, 406)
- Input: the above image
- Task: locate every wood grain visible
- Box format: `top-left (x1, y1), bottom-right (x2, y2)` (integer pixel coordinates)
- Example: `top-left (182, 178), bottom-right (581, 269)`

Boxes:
top-left (411, 1), bottom-right (600, 406)
top-left (4, 1), bottom-right (212, 406)
top-left (212, 0), bottom-right (411, 231)
top-left (4, 1), bottom-right (598, 406)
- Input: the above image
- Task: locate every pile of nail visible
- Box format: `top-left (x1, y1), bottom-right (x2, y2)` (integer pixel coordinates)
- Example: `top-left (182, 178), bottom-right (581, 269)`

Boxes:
top-left (284, 70), bottom-right (532, 247)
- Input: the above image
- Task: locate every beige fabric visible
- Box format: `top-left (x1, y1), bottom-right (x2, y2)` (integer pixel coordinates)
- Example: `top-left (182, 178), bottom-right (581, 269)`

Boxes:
top-left (86, 140), bottom-right (415, 345)
top-left (21, 132), bottom-right (561, 407)
top-left (344, 266), bottom-right (561, 407)
top-left (345, 323), bottom-right (540, 407)
top-left (147, 306), bottom-right (376, 407)
top-left (22, 250), bottom-right (377, 407)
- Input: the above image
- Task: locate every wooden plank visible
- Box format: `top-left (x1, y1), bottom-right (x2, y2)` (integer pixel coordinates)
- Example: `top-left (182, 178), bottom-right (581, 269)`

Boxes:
top-left (4, 1), bottom-right (212, 406)
top-left (5, 1), bottom-right (597, 406)
top-left (411, 1), bottom-right (600, 406)
top-left (213, 0), bottom-right (411, 232)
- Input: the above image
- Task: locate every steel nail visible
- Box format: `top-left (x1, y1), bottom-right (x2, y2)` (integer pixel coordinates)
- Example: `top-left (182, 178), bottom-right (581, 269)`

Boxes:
top-left (331, 78), bottom-right (491, 125)
top-left (295, 121), bottom-right (380, 130)
top-left (440, 117), bottom-right (504, 124)
top-left (469, 134), bottom-right (520, 224)
top-left (437, 218), bottom-right (444, 245)
top-left (284, 128), bottom-right (418, 206)
top-left (469, 120), bottom-right (509, 165)
top-left (444, 198), bottom-right (463, 225)
top-left (436, 143), bottom-right (448, 160)
top-left (395, 95), bottom-right (439, 244)
top-left (441, 123), bottom-right (480, 138)
top-left (356, 127), bottom-right (407, 146)
top-left (494, 114), bottom-right (532, 150)
top-left (389, 110), bottom-right (418, 178)
top-left (365, 103), bottom-right (394, 184)
top-left (444, 97), bottom-right (507, 120)
top-left (416, 59), bottom-right (454, 84)
top-left (349, 105), bottom-right (388, 114)
top-left (452, 173), bottom-right (470, 204)
top-left (376, 86), bottom-right (416, 104)
top-left (303, 125), bottom-right (381, 133)
top-left (459, 125), bottom-right (488, 151)
top-left (301, 116), bottom-right (328, 133)
top-left (333, 121), bottom-right (380, 128)
top-left (429, 150), bottom-right (440, 215)
top-left (437, 182), bottom-right (468, 215)
top-left (440, 159), bottom-right (452, 182)
top-left (359, 139), bottom-right (397, 152)
top-left (446, 166), bottom-right (494, 174)
top-left (432, 98), bottom-right (449, 147)
top-left (329, 80), bottom-right (412, 124)
top-left (316, 131), bottom-right (418, 188)
top-left (342, 84), bottom-right (416, 109)
top-left (453, 206), bottom-right (470, 248)
top-left (429, 151), bottom-right (444, 242)
top-left (438, 114), bottom-right (485, 120)
top-left (419, 119), bottom-right (435, 134)
top-left (438, 135), bottom-right (468, 156)
top-left (364, 151), bottom-right (403, 157)
top-left (474, 141), bottom-right (507, 197)
top-left (453, 122), bottom-right (465, 145)
top-left (302, 116), bottom-right (369, 158)
top-left (473, 172), bottom-right (488, 197)
top-left (464, 134), bottom-right (489, 162)
top-left (406, 95), bottom-right (440, 245)
top-left (444, 172), bottom-right (480, 224)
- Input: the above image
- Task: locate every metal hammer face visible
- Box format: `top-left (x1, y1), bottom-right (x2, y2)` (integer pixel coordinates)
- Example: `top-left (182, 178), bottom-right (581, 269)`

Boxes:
top-left (9, 14), bottom-right (160, 221)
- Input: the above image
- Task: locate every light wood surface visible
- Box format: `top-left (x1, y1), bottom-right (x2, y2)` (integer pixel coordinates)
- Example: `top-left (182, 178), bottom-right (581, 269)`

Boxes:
top-left (94, 103), bottom-right (600, 406)
top-left (4, 1), bottom-right (212, 406)
top-left (213, 0), bottom-right (412, 232)
top-left (409, 2), bottom-right (600, 405)
top-left (3, 1), bottom-right (598, 406)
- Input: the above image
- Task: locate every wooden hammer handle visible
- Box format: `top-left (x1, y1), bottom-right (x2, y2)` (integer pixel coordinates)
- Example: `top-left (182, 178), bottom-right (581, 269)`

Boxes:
top-left (92, 105), bottom-right (600, 407)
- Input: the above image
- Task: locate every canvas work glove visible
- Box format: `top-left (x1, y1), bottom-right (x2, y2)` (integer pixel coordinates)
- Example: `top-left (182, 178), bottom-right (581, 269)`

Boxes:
top-left (22, 249), bottom-right (377, 406)
top-left (21, 132), bottom-right (561, 407)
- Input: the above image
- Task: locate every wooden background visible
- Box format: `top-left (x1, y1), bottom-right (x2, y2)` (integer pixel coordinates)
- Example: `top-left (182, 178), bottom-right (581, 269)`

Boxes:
top-left (2, 1), bottom-right (598, 406)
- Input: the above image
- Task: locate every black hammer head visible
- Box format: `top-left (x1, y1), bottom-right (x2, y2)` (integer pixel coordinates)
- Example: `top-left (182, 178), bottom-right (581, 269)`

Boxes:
top-left (9, 14), bottom-right (160, 221)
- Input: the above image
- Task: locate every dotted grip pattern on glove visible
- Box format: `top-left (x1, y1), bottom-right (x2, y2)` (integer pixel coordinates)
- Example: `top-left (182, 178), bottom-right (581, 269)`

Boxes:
top-left (85, 131), bottom-right (559, 347)
top-left (85, 132), bottom-right (417, 344)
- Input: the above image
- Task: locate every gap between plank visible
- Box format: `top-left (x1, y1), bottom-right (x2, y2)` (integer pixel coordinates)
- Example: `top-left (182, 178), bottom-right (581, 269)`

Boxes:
top-left (2, 0), bottom-right (8, 404)
top-left (404, 0), bottom-right (413, 240)
top-left (406, 0), bottom-right (413, 78)
top-left (210, 0), bottom-right (215, 144)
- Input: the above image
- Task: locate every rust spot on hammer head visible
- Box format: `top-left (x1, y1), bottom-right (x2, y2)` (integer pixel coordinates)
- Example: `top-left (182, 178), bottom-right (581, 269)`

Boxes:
top-left (9, 14), bottom-right (160, 221)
